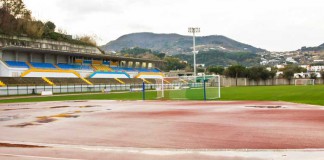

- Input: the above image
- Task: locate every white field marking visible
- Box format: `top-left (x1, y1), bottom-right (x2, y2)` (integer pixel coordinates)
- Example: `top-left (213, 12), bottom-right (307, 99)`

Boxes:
top-left (0, 153), bottom-right (84, 160)
top-left (1, 140), bottom-right (324, 157)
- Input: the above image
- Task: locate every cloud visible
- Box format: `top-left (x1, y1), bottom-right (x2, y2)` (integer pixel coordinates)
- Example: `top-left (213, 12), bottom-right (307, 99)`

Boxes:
top-left (23, 0), bottom-right (324, 51)
top-left (56, 0), bottom-right (124, 15)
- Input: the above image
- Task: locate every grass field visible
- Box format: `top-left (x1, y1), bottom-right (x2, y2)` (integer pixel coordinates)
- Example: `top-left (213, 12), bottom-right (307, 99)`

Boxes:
top-left (0, 85), bottom-right (323, 106)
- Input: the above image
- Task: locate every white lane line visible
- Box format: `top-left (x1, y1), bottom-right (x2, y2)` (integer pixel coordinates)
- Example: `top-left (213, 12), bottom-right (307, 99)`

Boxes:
top-left (0, 153), bottom-right (84, 160)
top-left (1, 140), bottom-right (324, 153)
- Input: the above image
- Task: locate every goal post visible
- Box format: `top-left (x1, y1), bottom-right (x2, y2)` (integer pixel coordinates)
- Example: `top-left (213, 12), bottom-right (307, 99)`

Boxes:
top-left (294, 79), bottom-right (315, 86)
top-left (155, 75), bottom-right (221, 100)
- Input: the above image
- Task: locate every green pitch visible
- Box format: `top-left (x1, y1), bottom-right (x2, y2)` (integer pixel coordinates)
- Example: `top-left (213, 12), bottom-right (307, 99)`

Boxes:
top-left (0, 85), bottom-right (323, 106)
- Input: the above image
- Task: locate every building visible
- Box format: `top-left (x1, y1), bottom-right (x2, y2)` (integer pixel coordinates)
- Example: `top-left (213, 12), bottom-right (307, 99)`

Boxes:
top-left (0, 34), bottom-right (165, 86)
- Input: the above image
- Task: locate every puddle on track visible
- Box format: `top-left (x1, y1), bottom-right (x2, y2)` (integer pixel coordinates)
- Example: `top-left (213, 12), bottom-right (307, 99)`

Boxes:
top-left (8, 112), bottom-right (80, 128)
top-left (79, 105), bottom-right (101, 108)
top-left (51, 113), bottom-right (79, 118)
top-left (50, 106), bottom-right (70, 109)
top-left (36, 117), bottom-right (57, 123)
top-left (2, 108), bottom-right (31, 111)
top-left (245, 106), bottom-right (282, 109)
top-left (0, 142), bottom-right (46, 148)
top-left (0, 115), bottom-right (20, 121)
top-left (8, 122), bottom-right (39, 128)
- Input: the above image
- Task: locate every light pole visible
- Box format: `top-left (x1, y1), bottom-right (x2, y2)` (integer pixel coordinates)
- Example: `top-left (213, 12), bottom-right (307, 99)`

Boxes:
top-left (188, 27), bottom-right (200, 76)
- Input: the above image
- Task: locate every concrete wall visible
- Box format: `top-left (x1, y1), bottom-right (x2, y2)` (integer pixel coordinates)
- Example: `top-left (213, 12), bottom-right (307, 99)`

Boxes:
top-left (220, 76), bottom-right (323, 86)
top-left (0, 60), bottom-right (28, 77)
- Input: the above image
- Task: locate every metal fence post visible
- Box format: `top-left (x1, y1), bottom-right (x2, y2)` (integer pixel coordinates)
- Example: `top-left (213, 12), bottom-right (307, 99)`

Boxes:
top-left (142, 81), bottom-right (145, 100)
top-left (203, 80), bottom-right (207, 101)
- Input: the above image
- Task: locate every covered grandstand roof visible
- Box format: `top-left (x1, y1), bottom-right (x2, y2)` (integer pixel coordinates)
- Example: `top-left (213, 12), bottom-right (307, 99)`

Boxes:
top-left (2, 46), bottom-right (165, 63)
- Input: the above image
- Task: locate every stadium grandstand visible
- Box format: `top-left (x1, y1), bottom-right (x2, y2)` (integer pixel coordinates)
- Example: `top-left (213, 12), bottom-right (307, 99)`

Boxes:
top-left (0, 34), bottom-right (165, 91)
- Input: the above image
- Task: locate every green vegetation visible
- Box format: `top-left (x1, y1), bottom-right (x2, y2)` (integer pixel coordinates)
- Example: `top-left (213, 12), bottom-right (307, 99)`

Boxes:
top-left (208, 66), bottom-right (224, 75)
top-left (281, 65), bottom-right (307, 85)
top-left (0, 0), bottom-right (96, 46)
top-left (120, 47), bottom-right (165, 60)
top-left (176, 50), bottom-right (261, 67)
top-left (163, 56), bottom-right (189, 71)
top-left (321, 71), bottom-right (324, 84)
top-left (1, 85), bottom-right (323, 106)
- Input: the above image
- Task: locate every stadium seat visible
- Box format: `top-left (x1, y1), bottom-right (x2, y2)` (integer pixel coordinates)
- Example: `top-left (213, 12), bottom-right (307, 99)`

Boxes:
top-left (5, 61), bottom-right (30, 68)
top-left (57, 63), bottom-right (92, 70)
top-left (30, 62), bottom-right (56, 69)
top-left (92, 65), bottom-right (113, 72)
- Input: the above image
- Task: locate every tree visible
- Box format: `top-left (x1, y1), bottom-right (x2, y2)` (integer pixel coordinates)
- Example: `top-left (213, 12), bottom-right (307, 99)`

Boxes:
top-left (286, 64), bottom-right (307, 73)
top-left (245, 66), bottom-right (269, 86)
top-left (310, 73), bottom-right (317, 79)
top-left (320, 71), bottom-right (324, 84)
top-left (224, 65), bottom-right (246, 86)
top-left (197, 68), bottom-right (205, 73)
top-left (163, 56), bottom-right (187, 71)
top-left (156, 53), bottom-right (166, 59)
top-left (208, 66), bottom-right (224, 75)
top-left (0, 7), bottom-right (17, 35)
top-left (44, 21), bottom-right (55, 32)
top-left (283, 69), bottom-right (294, 85)
top-left (76, 35), bottom-right (97, 46)
top-left (282, 65), bottom-right (307, 85)
top-left (25, 20), bottom-right (44, 38)
top-left (269, 67), bottom-right (278, 85)
top-left (0, 0), bottom-right (31, 19)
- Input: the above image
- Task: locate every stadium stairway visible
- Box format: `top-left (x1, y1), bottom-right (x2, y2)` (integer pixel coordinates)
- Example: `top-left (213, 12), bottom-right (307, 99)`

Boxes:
top-left (53, 64), bottom-right (62, 70)
top-left (142, 78), bottom-right (152, 84)
top-left (25, 61), bottom-right (34, 68)
top-left (163, 79), bottom-right (171, 84)
top-left (42, 77), bottom-right (55, 86)
top-left (92, 65), bottom-right (113, 72)
top-left (0, 80), bottom-right (6, 87)
top-left (81, 77), bottom-right (93, 85)
top-left (114, 78), bottom-right (125, 84)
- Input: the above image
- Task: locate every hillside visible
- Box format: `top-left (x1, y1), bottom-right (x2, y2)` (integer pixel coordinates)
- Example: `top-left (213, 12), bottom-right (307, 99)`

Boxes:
top-left (300, 43), bottom-right (324, 52)
top-left (101, 32), bottom-right (266, 55)
top-left (175, 50), bottom-right (261, 67)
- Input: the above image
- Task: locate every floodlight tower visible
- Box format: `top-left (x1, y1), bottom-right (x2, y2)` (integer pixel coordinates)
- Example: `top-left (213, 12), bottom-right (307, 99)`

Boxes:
top-left (188, 27), bottom-right (200, 76)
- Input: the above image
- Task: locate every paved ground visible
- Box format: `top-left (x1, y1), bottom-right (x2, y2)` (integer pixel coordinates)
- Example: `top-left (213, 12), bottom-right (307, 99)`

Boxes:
top-left (0, 100), bottom-right (324, 160)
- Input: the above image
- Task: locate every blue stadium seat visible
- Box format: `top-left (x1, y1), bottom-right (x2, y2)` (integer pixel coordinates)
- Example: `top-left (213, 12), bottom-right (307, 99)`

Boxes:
top-left (110, 67), bottom-right (161, 72)
top-left (5, 61), bottom-right (30, 68)
top-left (150, 68), bottom-right (161, 72)
top-left (30, 62), bottom-right (56, 69)
top-left (57, 63), bottom-right (92, 70)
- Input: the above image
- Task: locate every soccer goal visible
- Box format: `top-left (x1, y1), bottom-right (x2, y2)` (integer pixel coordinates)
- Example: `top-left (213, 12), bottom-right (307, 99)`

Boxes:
top-left (294, 79), bottom-right (315, 86)
top-left (155, 75), bottom-right (221, 100)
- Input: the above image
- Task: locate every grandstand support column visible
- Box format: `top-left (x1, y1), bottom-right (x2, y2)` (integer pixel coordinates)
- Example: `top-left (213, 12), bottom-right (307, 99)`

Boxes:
top-left (142, 81), bottom-right (145, 101)
top-left (139, 62), bottom-right (143, 68)
top-left (15, 52), bottom-right (18, 61)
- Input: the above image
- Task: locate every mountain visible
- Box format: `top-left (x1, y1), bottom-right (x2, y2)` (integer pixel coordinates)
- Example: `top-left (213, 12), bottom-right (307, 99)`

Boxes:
top-left (101, 32), bottom-right (266, 55)
top-left (175, 50), bottom-right (261, 67)
top-left (300, 43), bottom-right (324, 52)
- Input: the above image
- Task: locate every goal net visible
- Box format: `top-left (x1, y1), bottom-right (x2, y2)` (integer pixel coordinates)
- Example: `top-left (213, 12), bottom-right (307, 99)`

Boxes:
top-left (294, 79), bottom-right (315, 86)
top-left (155, 75), bottom-right (221, 100)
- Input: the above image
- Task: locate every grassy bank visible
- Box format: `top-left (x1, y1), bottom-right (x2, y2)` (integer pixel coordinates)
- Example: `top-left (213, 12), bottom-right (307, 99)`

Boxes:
top-left (0, 85), bottom-right (323, 106)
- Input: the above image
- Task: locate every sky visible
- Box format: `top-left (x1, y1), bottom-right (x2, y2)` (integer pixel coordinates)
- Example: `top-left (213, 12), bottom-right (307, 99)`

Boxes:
top-left (23, 0), bottom-right (324, 51)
